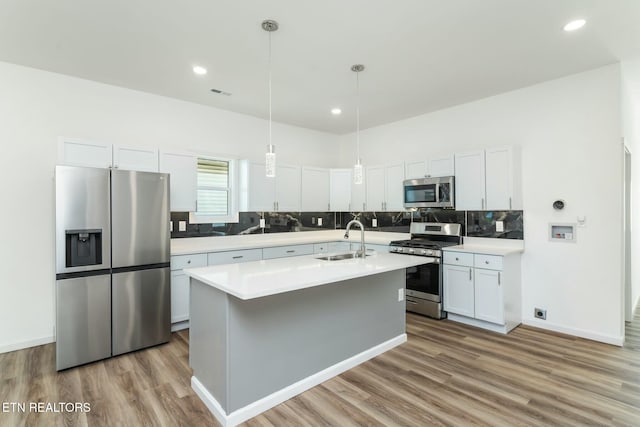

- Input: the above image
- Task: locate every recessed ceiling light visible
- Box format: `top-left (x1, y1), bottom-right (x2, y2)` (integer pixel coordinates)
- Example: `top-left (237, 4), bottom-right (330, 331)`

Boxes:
top-left (563, 19), bottom-right (586, 32)
top-left (331, 108), bottom-right (342, 115)
top-left (193, 65), bottom-right (207, 75)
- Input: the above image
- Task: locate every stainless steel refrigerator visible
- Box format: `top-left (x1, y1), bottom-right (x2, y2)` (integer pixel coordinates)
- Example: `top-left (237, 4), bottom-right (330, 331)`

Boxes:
top-left (55, 165), bottom-right (170, 371)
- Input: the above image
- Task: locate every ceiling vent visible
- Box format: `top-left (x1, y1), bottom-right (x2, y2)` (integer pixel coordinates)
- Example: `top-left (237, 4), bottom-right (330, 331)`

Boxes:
top-left (210, 88), bottom-right (232, 96)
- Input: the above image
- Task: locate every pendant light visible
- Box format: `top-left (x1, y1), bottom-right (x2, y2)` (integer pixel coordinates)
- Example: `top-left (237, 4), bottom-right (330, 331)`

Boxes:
top-left (263, 19), bottom-right (279, 177)
top-left (352, 64), bottom-right (365, 184)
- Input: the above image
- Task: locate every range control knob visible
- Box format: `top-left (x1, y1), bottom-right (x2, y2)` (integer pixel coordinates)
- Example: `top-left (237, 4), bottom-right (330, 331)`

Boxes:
top-left (408, 248), bottom-right (415, 254)
top-left (427, 250), bottom-right (434, 256)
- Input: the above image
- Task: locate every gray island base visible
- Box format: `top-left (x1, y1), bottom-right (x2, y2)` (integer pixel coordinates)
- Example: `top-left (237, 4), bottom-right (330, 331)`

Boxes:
top-left (189, 268), bottom-right (408, 426)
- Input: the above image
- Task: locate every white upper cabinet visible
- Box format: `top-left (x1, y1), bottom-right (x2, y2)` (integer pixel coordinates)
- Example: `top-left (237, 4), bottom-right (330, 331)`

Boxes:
top-left (485, 145), bottom-right (522, 210)
top-left (385, 163), bottom-right (405, 211)
top-left (275, 164), bottom-right (301, 212)
top-left (112, 145), bottom-right (159, 172)
top-left (404, 154), bottom-right (454, 180)
top-left (58, 138), bottom-right (113, 169)
top-left (239, 161), bottom-right (300, 212)
top-left (159, 151), bottom-right (197, 212)
top-left (365, 166), bottom-right (386, 211)
top-left (428, 153), bottom-right (455, 177)
top-left (59, 138), bottom-right (159, 172)
top-left (301, 167), bottom-right (330, 211)
top-left (366, 163), bottom-right (405, 211)
top-left (454, 150), bottom-right (486, 210)
top-left (329, 169), bottom-right (352, 211)
top-left (405, 160), bottom-right (427, 179)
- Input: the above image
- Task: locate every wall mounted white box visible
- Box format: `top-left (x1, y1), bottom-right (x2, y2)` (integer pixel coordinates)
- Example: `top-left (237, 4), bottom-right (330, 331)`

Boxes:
top-left (549, 223), bottom-right (576, 242)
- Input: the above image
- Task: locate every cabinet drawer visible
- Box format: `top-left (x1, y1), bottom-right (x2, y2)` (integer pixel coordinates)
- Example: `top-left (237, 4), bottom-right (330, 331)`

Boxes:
top-left (262, 244), bottom-right (315, 260)
top-left (443, 251), bottom-right (474, 267)
top-left (170, 253), bottom-right (207, 271)
top-left (474, 254), bottom-right (503, 271)
top-left (208, 249), bottom-right (263, 266)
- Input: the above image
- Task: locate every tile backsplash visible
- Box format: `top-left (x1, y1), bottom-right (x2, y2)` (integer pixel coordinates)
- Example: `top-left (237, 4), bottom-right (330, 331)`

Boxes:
top-left (171, 209), bottom-right (524, 240)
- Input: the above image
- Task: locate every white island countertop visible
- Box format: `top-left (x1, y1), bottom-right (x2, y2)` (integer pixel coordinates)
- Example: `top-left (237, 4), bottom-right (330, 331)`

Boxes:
top-left (171, 230), bottom-right (409, 255)
top-left (184, 251), bottom-right (430, 300)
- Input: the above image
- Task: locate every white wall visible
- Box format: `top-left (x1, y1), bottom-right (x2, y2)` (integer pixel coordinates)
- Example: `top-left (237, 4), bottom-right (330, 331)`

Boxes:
top-left (0, 61), bottom-right (339, 352)
top-left (338, 64), bottom-right (624, 344)
top-left (622, 58), bottom-right (640, 320)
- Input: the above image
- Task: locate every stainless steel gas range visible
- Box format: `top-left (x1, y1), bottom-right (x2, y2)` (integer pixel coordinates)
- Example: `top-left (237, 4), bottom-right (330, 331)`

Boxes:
top-left (389, 222), bottom-right (463, 319)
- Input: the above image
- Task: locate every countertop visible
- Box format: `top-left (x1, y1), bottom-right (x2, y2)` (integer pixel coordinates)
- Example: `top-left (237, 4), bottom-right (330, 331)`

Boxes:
top-left (184, 252), bottom-right (430, 300)
top-left (171, 230), bottom-right (410, 255)
top-left (443, 244), bottom-right (524, 256)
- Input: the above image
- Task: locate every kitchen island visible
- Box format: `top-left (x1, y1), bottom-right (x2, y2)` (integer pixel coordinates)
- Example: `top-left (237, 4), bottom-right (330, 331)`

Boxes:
top-left (184, 251), bottom-right (431, 427)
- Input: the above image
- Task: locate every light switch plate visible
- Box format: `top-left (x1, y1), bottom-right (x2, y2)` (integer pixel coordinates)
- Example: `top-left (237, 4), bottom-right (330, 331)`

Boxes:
top-left (372, 218), bottom-right (378, 228)
top-left (496, 220), bottom-right (504, 232)
top-left (259, 218), bottom-right (266, 228)
top-left (318, 218), bottom-right (323, 226)
top-left (398, 288), bottom-right (405, 302)
top-left (179, 221), bottom-right (187, 232)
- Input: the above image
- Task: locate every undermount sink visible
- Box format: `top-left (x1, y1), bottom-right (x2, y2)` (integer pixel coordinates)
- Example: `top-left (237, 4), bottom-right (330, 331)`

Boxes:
top-left (316, 252), bottom-right (371, 261)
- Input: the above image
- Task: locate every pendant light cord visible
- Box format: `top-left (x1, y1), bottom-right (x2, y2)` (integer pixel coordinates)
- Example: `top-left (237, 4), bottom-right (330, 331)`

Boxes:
top-left (268, 30), bottom-right (273, 152)
top-left (356, 70), bottom-right (360, 162)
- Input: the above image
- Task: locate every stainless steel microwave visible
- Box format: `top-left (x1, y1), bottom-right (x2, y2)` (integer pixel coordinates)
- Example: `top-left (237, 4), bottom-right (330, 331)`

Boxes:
top-left (403, 176), bottom-right (455, 209)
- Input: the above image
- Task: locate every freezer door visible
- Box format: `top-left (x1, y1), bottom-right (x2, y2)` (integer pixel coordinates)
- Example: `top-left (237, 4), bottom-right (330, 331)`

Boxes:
top-left (55, 166), bottom-right (111, 274)
top-left (56, 275), bottom-right (111, 370)
top-left (111, 169), bottom-right (170, 268)
top-left (112, 268), bottom-right (171, 355)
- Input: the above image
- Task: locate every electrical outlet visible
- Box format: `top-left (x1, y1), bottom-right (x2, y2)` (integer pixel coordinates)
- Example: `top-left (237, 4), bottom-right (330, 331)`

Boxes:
top-left (534, 308), bottom-right (547, 320)
top-left (398, 288), bottom-right (405, 302)
top-left (496, 220), bottom-right (504, 232)
top-left (259, 218), bottom-right (266, 228)
top-left (318, 218), bottom-right (323, 226)
top-left (372, 218), bottom-right (378, 228)
top-left (170, 221), bottom-right (173, 232)
top-left (178, 221), bottom-right (187, 232)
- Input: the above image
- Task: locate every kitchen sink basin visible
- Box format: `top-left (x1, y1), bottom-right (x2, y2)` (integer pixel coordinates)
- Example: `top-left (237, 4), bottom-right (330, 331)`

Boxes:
top-left (316, 252), bottom-right (370, 261)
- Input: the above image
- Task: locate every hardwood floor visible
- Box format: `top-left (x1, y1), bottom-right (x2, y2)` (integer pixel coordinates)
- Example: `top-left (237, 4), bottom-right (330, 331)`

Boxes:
top-left (1, 314), bottom-right (639, 426)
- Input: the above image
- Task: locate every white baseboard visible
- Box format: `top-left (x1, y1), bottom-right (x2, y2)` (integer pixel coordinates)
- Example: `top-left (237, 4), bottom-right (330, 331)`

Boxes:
top-left (171, 320), bottom-right (189, 332)
top-left (447, 313), bottom-right (514, 334)
top-left (0, 335), bottom-right (55, 354)
top-left (523, 318), bottom-right (623, 346)
top-left (192, 333), bottom-right (407, 427)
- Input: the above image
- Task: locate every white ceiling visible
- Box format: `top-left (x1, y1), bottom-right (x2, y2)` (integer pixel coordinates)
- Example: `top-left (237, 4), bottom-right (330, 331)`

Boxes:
top-left (1, 0), bottom-right (639, 134)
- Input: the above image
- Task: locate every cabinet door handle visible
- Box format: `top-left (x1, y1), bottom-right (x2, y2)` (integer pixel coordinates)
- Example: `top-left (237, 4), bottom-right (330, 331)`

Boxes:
top-left (485, 260), bottom-right (489, 264)
top-left (498, 272), bottom-right (501, 285)
top-left (187, 260), bottom-right (191, 264)
top-left (469, 268), bottom-right (472, 281)
top-left (509, 197), bottom-right (512, 210)
top-left (232, 256), bottom-right (243, 259)
top-left (328, 203), bottom-right (330, 211)
top-left (286, 250), bottom-right (295, 253)
top-left (455, 257), bottom-right (459, 261)
top-left (481, 198), bottom-right (485, 210)
top-left (363, 202), bottom-right (366, 211)
top-left (348, 203), bottom-right (351, 211)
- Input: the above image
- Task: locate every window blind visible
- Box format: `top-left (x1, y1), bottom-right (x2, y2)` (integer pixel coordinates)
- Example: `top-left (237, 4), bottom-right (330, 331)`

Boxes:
top-left (196, 159), bottom-right (229, 216)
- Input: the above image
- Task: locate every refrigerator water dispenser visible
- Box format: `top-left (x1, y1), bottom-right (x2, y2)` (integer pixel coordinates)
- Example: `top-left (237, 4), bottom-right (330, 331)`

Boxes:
top-left (65, 229), bottom-right (102, 267)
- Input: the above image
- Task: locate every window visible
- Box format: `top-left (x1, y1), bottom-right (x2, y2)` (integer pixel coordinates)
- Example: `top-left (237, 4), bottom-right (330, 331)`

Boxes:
top-left (189, 157), bottom-right (238, 223)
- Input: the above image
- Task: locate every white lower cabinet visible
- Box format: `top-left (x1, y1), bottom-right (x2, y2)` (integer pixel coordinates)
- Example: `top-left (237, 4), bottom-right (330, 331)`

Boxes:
top-left (443, 250), bottom-right (521, 333)
top-left (170, 253), bottom-right (207, 327)
top-left (443, 264), bottom-right (475, 318)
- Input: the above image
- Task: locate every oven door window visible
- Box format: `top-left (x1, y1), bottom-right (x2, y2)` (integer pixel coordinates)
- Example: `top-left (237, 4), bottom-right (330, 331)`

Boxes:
top-left (406, 263), bottom-right (440, 297)
top-left (405, 184), bottom-right (436, 203)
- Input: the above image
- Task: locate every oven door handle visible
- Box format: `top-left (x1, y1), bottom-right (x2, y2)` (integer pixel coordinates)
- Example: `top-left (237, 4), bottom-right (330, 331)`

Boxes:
top-left (406, 298), bottom-right (419, 305)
